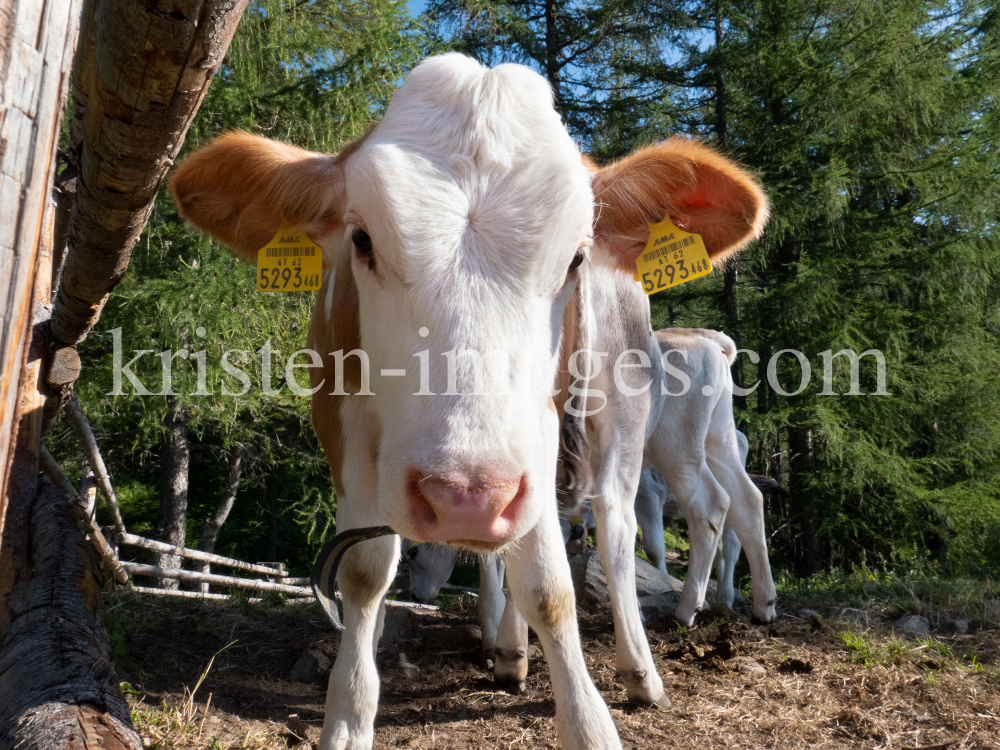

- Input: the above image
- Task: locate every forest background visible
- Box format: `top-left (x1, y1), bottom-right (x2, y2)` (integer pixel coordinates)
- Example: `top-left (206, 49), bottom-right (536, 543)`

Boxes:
top-left (48, 0), bottom-right (1000, 588)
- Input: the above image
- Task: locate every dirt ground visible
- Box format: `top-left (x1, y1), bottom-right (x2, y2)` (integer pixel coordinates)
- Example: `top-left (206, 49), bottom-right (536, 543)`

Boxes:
top-left (109, 588), bottom-right (1000, 750)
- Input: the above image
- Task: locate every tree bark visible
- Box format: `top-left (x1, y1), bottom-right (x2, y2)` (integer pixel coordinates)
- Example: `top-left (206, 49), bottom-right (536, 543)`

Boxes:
top-left (789, 423), bottom-right (819, 576)
top-left (545, 0), bottom-right (562, 111)
top-left (65, 393), bottom-right (126, 535)
top-left (198, 446), bottom-right (243, 592)
top-left (50, 164), bottom-right (76, 296)
top-left (774, 231), bottom-right (820, 574)
top-left (0, 0), bottom-right (81, 518)
top-left (80, 464), bottom-right (97, 517)
top-left (0, 199), bottom-right (53, 631)
top-left (264, 470), bottom-right (280, 563)
top-left (50, 0), bottom-right (249, 347)
top-left (713, 4), bottom-right (727, 150)
top-left (0, 482), bottom-right (141, 750)
top-left (155, 396), bottom-right (189, 589)
top-left (715, 2), bottom-right (747, 415)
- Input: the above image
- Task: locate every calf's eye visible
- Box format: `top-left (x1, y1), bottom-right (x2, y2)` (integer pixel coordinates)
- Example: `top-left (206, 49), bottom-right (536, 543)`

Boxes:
top-left (568, 251), bottom-right (584, 271)
top-left (352, 227), bottom-right (373, 255)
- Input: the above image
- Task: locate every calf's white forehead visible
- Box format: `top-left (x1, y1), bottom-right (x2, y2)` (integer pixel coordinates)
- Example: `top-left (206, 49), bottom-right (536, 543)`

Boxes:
top-left (379, 53), bottom-right (577, 170)
top-left (345, 54), bottom-right (593, 282)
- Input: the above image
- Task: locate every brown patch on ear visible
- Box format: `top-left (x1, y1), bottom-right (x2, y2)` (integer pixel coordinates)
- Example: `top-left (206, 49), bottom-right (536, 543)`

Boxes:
top-left (170, 130), bottom-right (361, 257)
top-left (309, 257), bottom-right (362, 497)
top-left (592, 137), bottom-right (769, 269)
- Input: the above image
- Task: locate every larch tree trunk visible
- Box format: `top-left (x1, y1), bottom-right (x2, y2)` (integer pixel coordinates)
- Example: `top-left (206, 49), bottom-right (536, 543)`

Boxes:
top-left (789, 423), bottom-right (818, 575)
top-left (0, 482), bottom-right (141, 750)
top-left (49, 0), bottom-right (250, 348)
top-left (715, 1), bottom-right (747, 416)
top-left (155, 396), bottom-right (189, 589)
top-left (198, 446), bottom-right (243, 592)
top-left (544, 0), bottom-right (562, 112)
top-left (775, 229), bottom-right (820, 575)
top-left (264, 470), bottom-right (280, 563)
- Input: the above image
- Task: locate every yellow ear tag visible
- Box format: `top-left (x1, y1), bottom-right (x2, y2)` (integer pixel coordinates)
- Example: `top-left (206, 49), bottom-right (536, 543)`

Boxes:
top-left (256, 219), bottom-right (323, 292)
top-left (634, 215), bottom-right (712, 294)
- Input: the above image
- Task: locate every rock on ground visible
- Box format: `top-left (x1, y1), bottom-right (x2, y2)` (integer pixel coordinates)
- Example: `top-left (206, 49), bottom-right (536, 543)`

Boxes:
top-left (895, 614), bottom-right (931, 636)
top-left (289, 649), bottom-right (332, 683)
top-left (944, 619), bottom-right (971, 634)
top-left (639, 591), bottom-right (682, 618)
top-left (381, 604), bottom-right (441, 644)
top-left (569, 549), bottom-right (690, 606)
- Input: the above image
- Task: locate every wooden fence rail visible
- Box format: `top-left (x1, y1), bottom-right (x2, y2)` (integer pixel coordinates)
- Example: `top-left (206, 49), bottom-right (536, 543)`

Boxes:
top-left (119, 561), bottom-right (313, 596)
top-left (115, 533), bottom-right (290, 578)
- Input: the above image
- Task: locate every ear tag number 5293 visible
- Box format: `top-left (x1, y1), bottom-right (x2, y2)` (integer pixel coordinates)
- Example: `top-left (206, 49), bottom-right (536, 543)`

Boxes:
top-left (633, 216), bottom-right (712, 295)
top-left (257, 219), bottom-right (323, 293)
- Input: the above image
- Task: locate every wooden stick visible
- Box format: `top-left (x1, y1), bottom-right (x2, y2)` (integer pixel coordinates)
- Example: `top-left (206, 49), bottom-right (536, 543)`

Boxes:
top-left (116, 533), bottom-right (289, 578)
top-left (129, 586), bottom-right (235, 601)
top-left (125, 585), bottom-right (439, 613)
top-left (64, 393), bottom-right (126, 536)
top-left (119, 561), bottom-right (313, 596)
top-left (39, 447), bottom-right (129, 585)
top-left (383, 599), bottom-right (439, 613)
top-left (441, 583), bottom-right (479, 595)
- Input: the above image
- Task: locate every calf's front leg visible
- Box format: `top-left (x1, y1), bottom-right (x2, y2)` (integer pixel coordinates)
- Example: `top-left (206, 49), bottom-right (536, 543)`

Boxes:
top-left (321, 511), bottom-right (399, 750)
top-left (505, 505), bottom-right (622, 750)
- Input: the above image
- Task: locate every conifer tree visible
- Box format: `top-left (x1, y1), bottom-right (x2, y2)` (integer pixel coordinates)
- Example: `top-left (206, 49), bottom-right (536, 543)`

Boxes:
top-left (649, 0), bottom-right (1000, 574)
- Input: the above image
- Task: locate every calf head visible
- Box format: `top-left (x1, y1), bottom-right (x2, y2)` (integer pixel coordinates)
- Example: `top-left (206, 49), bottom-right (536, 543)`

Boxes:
top-left (170, 53), bottom-right (767, 553)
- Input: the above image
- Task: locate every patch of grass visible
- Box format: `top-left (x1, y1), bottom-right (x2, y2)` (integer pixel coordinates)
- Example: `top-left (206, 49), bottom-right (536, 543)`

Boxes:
top-left (837, 630), bottom-right (923, 668)
top-left (916, 636), bottom-right (953, 661)
top-left (261, 590), bottom-right (286, 608)
top-left (131, 642), bottom-right (235, 748)
top-left (838, 630), bottom-right (890, 667)
top-left (775, 559), bottom-right (999, 626)
top-left (664, 525), bottom-right (689, 553)
top-left (835, 630), bottom-right (977, 676)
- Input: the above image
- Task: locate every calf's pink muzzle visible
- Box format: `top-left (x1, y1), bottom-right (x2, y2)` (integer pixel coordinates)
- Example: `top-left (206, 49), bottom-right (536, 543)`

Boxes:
top-left (407, 470), bottom-right (527, 546)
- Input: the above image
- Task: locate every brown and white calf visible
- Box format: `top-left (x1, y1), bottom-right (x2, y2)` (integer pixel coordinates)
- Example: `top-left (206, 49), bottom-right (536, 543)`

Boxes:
top-left (171, 53), bottom-right (767, 750)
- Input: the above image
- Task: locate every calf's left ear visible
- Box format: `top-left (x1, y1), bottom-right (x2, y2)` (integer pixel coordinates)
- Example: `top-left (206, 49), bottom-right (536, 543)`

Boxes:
top-left (591, 137), bottom-right (769, 270)
top-left (169, 130), bottom-right (343, 258)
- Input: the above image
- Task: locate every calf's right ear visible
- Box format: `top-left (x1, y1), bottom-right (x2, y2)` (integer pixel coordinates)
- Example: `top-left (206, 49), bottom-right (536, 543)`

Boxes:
top-left (169, 131), bottom-right (344, 257)
top-left (591, 137), bottom-right (769, 271)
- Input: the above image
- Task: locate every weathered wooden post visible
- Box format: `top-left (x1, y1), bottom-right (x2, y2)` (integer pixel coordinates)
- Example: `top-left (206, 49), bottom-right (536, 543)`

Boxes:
top-left (0, 0), bottom-right (249, 743)
top-left (0, 0), bottom-right (85, 627)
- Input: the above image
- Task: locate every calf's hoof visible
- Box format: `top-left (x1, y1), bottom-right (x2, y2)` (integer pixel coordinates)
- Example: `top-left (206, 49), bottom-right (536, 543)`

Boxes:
top-left (320, 725), bottom-right (373, 750)
top-left (618, 668), bottom-right (671, 709)
top-left (493, 647), bottom-right (528, 694)
top-left (750, 599), bottom-right (778, 625)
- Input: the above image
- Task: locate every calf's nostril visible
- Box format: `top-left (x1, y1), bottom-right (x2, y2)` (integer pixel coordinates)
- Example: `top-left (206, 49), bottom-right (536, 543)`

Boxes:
top-left (408, 474), bottom-right (440, 527)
